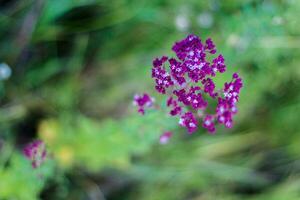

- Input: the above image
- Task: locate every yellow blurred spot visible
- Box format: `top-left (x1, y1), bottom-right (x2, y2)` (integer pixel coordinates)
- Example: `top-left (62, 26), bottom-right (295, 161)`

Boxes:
top-left (38, 119), bottom-right (58, 144)
top-left (111, 156), bottom-right (131, 169)
top-left (56, 146), bottom-right (74, 168)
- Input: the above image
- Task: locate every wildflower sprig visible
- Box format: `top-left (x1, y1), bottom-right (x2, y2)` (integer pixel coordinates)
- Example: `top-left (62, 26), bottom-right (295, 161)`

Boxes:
top-left (23, 140), bottom-right (47, 168)
top-left (134, 34), bottom-right (243, 141)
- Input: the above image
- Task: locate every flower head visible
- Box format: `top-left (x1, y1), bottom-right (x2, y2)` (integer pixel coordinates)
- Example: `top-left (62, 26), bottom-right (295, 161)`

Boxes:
top-left (133, 93), bottom-right (155, 114)
top-left (134, 34), bottom-right (243, 136)
top-left (23, 140), bottom-right (47, 168)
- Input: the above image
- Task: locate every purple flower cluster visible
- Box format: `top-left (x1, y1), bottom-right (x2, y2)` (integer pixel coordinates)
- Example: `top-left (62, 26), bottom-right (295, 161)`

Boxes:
top-left (215, 73), bottom-right (243, 128)
top-left (133, 93), bottom-right (154, 115)
top-left (134, 34), bottom-right (243, 138)
top-left (23, 140), bottom-right (47, 168)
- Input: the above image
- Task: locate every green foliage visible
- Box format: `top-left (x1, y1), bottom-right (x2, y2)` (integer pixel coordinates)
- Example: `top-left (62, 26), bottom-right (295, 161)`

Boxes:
top-left (0, 0), bottom-right (300, 199)
top-left (0, 152), bottom-right (55, 200)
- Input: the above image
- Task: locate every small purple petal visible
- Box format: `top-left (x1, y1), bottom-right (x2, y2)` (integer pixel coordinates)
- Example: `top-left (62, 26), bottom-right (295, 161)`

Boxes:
top-left (159, 131), bottom-right (173, 144)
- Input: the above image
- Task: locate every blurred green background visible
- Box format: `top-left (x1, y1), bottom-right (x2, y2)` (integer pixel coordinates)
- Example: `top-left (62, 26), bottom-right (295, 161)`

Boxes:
top-left (0, 0), bottom-right (300, 199)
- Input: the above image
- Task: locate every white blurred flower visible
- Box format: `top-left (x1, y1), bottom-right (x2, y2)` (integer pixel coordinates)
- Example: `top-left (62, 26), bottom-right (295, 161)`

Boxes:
top-left (227, 34), bottom-right (240, 47)
top-left (0, 63), bottom-right (12, 80)
top-left (197, 11), bottom-right (214, 29)
top-left (175, 14), bottom-right (190, 32)
top-left (272, 16), bottom-right (284, 25)
top-left (227, 34), bottom-right (249, 52)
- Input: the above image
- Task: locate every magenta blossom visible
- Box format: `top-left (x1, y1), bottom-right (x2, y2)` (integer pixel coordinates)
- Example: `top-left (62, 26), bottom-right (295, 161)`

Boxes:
top-left (23, 140), bottom-right (47, 168)
top-left (159, 131), bottom-right (173, 144)
top-left (133, 93), bottom-right (155, 115)
top-left (134, 34), bottom-right (243, 136)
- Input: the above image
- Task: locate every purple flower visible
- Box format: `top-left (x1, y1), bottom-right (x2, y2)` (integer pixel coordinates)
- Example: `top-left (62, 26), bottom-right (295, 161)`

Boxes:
top-left (167, 96), bottom-right (182, 116)
top-left (179, 112), bottom-right (198, 133)
top-left (152, 56), bottom-right (168, 68)
top-left (23, 140), bottom-right (47, 168)
top-left (205, 38), bottom-right (216, 54)
top-left (167, 96), bottom-right (174, 107)
top-left (215, 73), bottom-right (243, 128)
top-left (134, 34), bottom-right (243, 135)
top-left (211, 54), bottom-right (226, 76)
top-left (159, 131), bottom-right (173, 144)
top-left (203, 78), bottom-right (217, 98)
top-left (133, 93), bottom-right (154, 115)
top-left (202, 115), bottom-right (216, 133)
top-left (172, 34), bottom-right (204, 61)
top-left (152, 56), bottom-right (174, 94)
